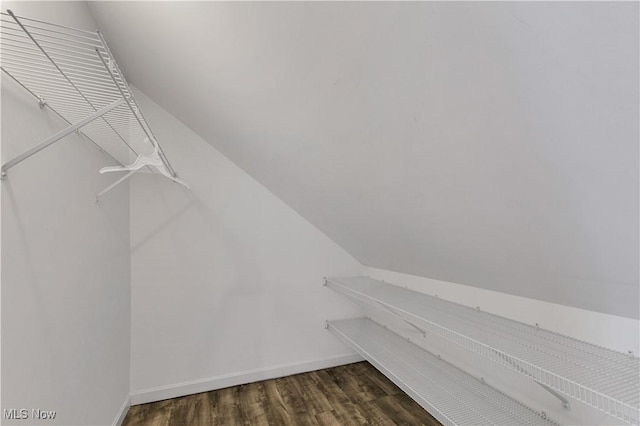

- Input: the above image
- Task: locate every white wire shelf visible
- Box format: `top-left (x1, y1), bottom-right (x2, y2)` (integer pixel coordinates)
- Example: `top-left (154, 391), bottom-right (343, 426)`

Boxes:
top-left (328, 317), bottom-right (558, 426)
top-left (0, 9), bottom-right (178, 182)
top-left (326, 276), bottom-right (640, 425)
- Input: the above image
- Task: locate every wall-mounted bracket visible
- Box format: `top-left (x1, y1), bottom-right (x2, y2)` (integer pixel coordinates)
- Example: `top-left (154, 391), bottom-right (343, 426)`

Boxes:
top-left (95, 170), bottom-right (137, 203)
top-left (497, 351), bottom-right (571, 411)
top-left (537, 381), bottom-right (571, 411)
top-left (1, 98), bottom-right (126, 179)
top-left (327, 278), bottom-right (428, 337)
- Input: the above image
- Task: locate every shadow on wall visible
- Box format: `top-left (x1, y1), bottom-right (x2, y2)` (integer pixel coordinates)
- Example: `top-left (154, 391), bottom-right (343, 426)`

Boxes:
top-left (128, 171), bottom-right (278, 374)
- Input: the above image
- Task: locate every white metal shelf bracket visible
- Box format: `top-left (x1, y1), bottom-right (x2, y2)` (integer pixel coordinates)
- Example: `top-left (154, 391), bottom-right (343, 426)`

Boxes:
top-left (1, 98), bottom-right (126, 178)
top-left (331, 282), bottom-right (428, 337)
top-left (497, 350), bottom-right (571, 410)
top-left (537, 382), bottom-right (571, 411)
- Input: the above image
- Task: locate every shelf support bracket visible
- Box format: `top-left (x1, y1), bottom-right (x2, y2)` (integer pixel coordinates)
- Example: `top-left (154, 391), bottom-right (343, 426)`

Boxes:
top-left (375, 301), bottom-right (428, 337)
top-left (326, 280), bottom-right (428, 337)
top-left (1, 98), bottom-right (126, 178)
top-left (95, 170), bottom-right (137, 203)
top-left (536, 381), bottom-right (571, 411)
top-left (497, 352), bottom-right (571, 410)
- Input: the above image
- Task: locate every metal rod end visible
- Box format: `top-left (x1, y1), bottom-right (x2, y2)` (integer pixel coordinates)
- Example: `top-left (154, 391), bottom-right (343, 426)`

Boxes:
top-left (323, 277), bottom-right (328, 286)
top-left (1, 170), bottom-right (7, 179)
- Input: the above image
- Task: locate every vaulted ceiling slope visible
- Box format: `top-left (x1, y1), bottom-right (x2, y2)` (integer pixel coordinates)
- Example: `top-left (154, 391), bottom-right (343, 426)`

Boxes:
top-left (89, 2), bottom-right (639, 319)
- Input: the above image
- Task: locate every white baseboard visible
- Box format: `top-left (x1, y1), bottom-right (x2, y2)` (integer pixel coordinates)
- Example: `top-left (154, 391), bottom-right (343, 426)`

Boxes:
top-left (130, 352), bottom-right (363, 406)
top-left (112, 394), bottom-right (131, 426)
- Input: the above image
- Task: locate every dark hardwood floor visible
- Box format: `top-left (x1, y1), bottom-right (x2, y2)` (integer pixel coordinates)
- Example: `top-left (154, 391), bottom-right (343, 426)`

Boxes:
top-left (123, 361), bottom-right (442, 426)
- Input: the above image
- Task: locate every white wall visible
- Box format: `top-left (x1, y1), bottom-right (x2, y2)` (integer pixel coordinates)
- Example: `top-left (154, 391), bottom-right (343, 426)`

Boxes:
top-left (89, 1), bottom-right (640, 319)
top-left (363, 267), bottom-right (640, 425)
top-left (0, 3), bottom-right (131, 425)
top-left (128, 88), bottom-right (363, 404)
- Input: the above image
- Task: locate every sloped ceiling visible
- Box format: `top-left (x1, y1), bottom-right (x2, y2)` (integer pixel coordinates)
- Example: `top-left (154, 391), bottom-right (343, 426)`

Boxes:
top-left (88, 2), bottom-right (639, 319)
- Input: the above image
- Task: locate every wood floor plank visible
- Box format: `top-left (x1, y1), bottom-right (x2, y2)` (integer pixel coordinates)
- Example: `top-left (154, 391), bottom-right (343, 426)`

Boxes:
top-left (365, 366), bottom-right (405, 397)
top-left (237, 382), bottom-right (268, 425)
top-left (314, 410), bottom-right (343, 426)
top-left (293, 369), bottom-right (334, 416)
top-left (360, 399), bottom-right (400, 426)
top-left (309, 369), bottom-right (352, 407)
top-left (122, 361), bottom-right (442, 426)
top-left (329, 401), bottom-right (369, 426)
top-left (262, 379), bottom-right (296, 426)
top-left (371, 394), bottom-right (440, 426)
top-left (275, 376), bottom-right (318, 425)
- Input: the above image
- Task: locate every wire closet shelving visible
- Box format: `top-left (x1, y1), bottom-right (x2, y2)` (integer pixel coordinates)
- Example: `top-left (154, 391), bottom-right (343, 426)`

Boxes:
top-left (328, 318), bottom-right (559, 426)
top-left (0, 10), bottom-right (186, 198)
top-left (326, 276), bottom-right (640, 425)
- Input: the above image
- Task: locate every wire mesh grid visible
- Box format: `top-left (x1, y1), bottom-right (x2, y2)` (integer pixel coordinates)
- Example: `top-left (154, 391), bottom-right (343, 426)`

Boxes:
top-left (328, 317), bottom-right (559, 426)
top-left (326, 276), bottom-right (640, 425)
top-left (0, 10), bottom-right (175, 176)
